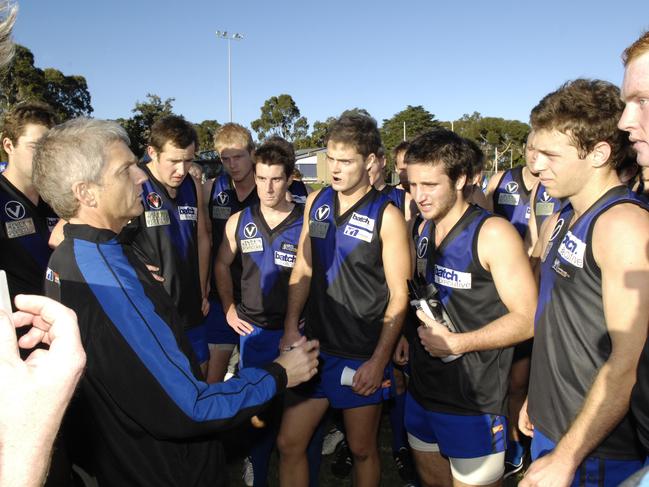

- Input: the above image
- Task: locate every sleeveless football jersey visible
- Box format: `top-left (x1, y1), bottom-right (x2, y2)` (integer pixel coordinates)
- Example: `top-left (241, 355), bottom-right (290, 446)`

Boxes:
top-left (529, 186), bottom-right (646, 460)
top-left (208, 173), bottom-right (259, 301)
top-left (409, 205), bottom-right (511, 416)
top-left (380, 184), bottom-right (406, 213)
top-left (235, 204), bottom-right (303, 330)
top-left (532, 183), bottom-right (562, 231)
top-left (129, 166), bottom-right (203, 329)
top-left (492, 166), bottom-right (532, 237)
top-left (0, 174), bottom-right (58, 298)
top-left (305, 187), bottom-right (391, 359)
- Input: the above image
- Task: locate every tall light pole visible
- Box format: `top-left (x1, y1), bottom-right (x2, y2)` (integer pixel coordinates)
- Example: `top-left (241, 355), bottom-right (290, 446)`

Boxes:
top-left (215, 30), bottom-right (244, 122)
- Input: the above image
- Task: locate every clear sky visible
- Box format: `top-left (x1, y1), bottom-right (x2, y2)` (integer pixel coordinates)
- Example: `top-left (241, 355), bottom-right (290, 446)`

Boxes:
top-left (13, 0), bottom-right (649, 131)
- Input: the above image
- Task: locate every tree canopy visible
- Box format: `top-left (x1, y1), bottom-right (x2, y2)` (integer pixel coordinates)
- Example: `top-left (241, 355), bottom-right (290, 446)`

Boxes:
top-left (116, 94), bottom-right (176, 157)
top-left (381, 105), bottom-right (440, 153)
top-left (0, 44), bottom-right (92, 122)
top-left (251, 94), bottom-right (309, 143)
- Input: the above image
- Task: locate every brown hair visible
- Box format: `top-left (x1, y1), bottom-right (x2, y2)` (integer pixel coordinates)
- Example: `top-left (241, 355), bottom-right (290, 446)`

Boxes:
top-left (622, 30), bottom-right (649, 66)
top-left (530, 79), bottom-right (628, 169)
top-left (325, 114), bottom-right (381, 159)
top-left (148, 115), bottom-right (198, 153)
top-left (2, 101), bottom-right (56, 144)
top-left (254, 138), bottom-right (295, 178)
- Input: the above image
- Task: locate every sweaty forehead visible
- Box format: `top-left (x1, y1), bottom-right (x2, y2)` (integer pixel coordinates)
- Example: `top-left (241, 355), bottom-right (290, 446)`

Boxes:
top-left (623, 52), bottom-right (649, 98)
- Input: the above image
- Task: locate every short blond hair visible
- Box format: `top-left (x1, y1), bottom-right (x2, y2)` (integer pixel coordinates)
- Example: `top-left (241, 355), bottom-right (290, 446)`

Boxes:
top-left (213, 123), bottom-right (254, 154)
top-left (623, 30), bottom-right (649, 66)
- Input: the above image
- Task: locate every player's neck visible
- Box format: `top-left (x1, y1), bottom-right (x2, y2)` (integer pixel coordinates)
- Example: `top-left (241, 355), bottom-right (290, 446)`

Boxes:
top-left (433, 199), bottom-right (470, 244)
top-left (260, 199), bottom-right (294, 228)
top-left (3, 166), bottom-right (38, 205)
top-left (568, 170), bottom-right (623, 220)
top-left (231, 171), bottom-right (256, 200)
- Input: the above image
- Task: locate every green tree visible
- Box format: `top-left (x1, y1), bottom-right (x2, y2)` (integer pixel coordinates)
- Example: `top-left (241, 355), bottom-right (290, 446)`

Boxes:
top-left (0, 44), bottom-right (93, 122)
top-left (451, 112), bottom-right (530, 171)
top-left (116, 93), bottom-right (175, 157)
top-left (381, 105), bottom-right (440, 152)
top-left (194, 119), bottom-right (221, 152)
top-left (251, 94), bottom-right (309, 143)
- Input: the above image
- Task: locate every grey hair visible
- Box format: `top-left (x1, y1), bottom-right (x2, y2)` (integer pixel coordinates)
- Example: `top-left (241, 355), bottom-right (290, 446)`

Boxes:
top-left (33, 118), bottom-right (130, 219)
top-left (0, 1), bottom-right (17, 68)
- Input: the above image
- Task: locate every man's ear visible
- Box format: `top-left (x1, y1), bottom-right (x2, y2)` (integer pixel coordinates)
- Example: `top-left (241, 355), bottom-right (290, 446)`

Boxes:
top-left (455, 173), bottom-right (467, 191)
top-left (72, 181), bottom-right (97, 208)
top-left (2, 137), bottom-right (14, 155)
top-left (146, 145), bottom-right (158, 162)
top-left (365, 153), bottom-right (377, 171)
top-left (590, 141), bottom-right (612, 168)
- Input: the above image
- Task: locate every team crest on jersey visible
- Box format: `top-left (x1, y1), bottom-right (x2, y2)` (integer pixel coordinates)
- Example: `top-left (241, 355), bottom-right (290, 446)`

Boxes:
top-left (416, 237), bottom-right (429, 259)
top-left (178, 206), bottom-right (197, 221)
top-left (314, 204), bottom-right (330, 221)
top-left (558, 230), bottom-right (586, 268)
top-left (244, 222), bottom-right (258, 239)
top-left (541, 191), bottom-right (552, 202)
top-left (433, 264), bottom-right (472, 289)
top-left (5, 201), bottom-right (25, 220)
top-left (505, 181), bottom-right (519, 194)
top-left (216, 191), bottom-right (230, 206)
top-left (146, 192), bottom-right (163, 210)
top-left (45, 267), bottom-right (60, 285)
top-left (274, 251), bottom-right (296, 268)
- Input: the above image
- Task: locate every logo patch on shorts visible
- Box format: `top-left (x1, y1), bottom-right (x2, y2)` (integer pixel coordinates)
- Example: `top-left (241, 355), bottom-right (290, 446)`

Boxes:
top-left (433, 265), bottom-right (472, 289)
top-left (146, 192), bottom-right (163, 210)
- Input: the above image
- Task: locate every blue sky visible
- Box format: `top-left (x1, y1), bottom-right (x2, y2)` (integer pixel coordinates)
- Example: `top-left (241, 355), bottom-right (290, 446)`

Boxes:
top-left (14, 1), bottom-right (649, 131)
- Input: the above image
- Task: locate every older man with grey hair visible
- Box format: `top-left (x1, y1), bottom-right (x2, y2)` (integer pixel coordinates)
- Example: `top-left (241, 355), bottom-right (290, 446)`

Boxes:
top-left (33, 117), bottom-right (320, 487)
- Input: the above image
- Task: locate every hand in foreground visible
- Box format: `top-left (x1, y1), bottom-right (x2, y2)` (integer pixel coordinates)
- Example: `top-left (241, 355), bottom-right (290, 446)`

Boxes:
top-left (416, 310), bottom-right (460, 357)
top-left (146, 264), bottom-right (164, 283)
top-left (274, 336), bottom-right (319, 388)
top-left (225, 307), bottom-right (253, 336)
top-left (278, 327), bottom-right (303, 353)
top-left (520, 451), bottom-right (576, 487)
top-left (393, 335), bottom-right (409, 366)
top-left (0, 295), bottom-right (86, 487)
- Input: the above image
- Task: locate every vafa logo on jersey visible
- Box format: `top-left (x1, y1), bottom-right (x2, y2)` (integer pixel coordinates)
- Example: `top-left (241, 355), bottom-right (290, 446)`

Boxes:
top-left (505, 181), bottom-right (519, 194)
top-left (416, 237), bottom-right (429, 259)
top-left (216, 191), bottom-right (230, 206)
top-left (146, 192), bottom-right (163, 210)
top-left (244, 222), bottom-right (258, 238)
top-left (314, 204), bottom-right (330, 221)
top-left (241, 222), bottom-right (263, 253)
top-left (4, 201), bottom-right (25, 220)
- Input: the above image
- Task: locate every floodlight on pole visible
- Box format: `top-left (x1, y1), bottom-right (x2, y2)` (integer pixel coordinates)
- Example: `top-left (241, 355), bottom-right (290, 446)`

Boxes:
top-left (216, 30), bottom-right (244, 122)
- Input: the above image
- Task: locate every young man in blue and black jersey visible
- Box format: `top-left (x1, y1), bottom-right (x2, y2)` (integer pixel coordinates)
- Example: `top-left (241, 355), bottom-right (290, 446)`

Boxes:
top-left (520, 79), bottom-right (649, 487)
top-left (216, 138), bottom-right (304, 486)
top-left (404, 129), bottom-right (537, 487)
top-left (277, 113), bottom-right (411, 487)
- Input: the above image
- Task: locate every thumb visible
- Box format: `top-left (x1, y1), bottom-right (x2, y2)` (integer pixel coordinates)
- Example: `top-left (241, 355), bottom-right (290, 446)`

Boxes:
top-left (290, 335), bottom-right (306, 348)
top-left (0, 310), bottom-right (19, 361)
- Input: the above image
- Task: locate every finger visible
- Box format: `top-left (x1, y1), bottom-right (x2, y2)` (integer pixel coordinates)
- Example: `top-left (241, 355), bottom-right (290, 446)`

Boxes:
top-left (291, 335), bottom-right (307, 349)
top-left (17, 326), bottom-right (47, 349)
top-left (11, 310), bottom-right (36, 328)
top-left (145, 265), bottom-right (160, 272)
top-left (0, 310), bottom-right (19, 359)
top-left (14, 295), bottom-right (81, 356)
